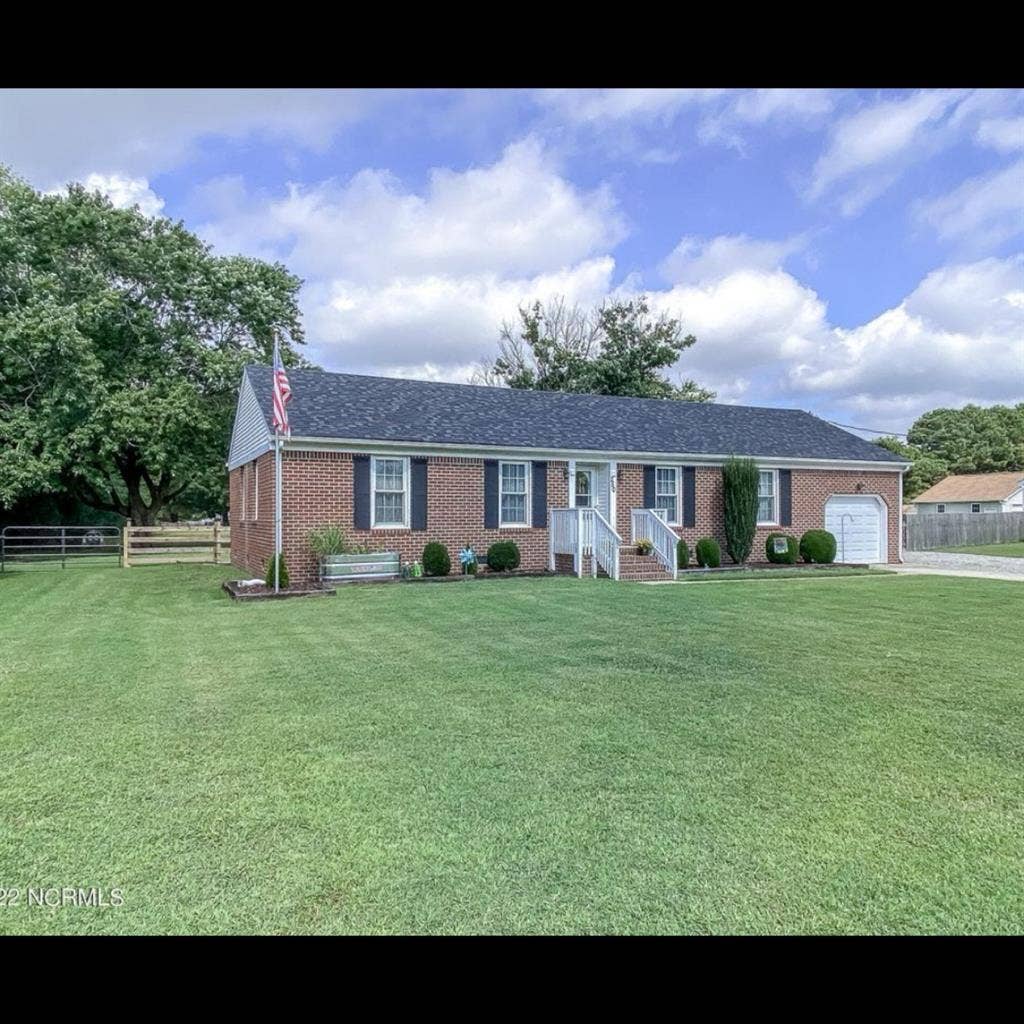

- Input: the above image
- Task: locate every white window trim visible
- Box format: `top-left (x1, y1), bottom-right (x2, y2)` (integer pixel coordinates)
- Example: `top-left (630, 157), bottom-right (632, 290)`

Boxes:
top-left (241, 463), bottom-right (248, 521)
top-left (654, 464), bottom-right (680, 525)
top-left (370, 455), bottom-right (411, 530)
top-left (252, 462), bottom-right (258, 521)
top-left (757, 468), bottom-right (780, 526)
top-left (937, 504), bottom-right (945, 513)
top-left (499, 459), bottom-right (532, 528)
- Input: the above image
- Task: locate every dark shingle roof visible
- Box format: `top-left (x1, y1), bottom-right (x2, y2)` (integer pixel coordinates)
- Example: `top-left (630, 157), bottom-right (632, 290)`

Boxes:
top-left (244, 365), bottom-right (901, 463)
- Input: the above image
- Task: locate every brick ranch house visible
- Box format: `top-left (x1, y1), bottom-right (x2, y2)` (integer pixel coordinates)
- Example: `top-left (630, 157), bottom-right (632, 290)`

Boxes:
top-left (228, 365), bottom-right (909, 584)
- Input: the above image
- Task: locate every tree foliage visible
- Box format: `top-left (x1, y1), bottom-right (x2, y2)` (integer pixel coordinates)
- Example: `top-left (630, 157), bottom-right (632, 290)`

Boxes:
top-left (876, 404), bottom-right (1024, 499)
top-left (477, 295), bottom-right (714, 402)
top-left (0, 168), bottom-right (305, 523)
top-left (722, 456), bottom-right (759, 564)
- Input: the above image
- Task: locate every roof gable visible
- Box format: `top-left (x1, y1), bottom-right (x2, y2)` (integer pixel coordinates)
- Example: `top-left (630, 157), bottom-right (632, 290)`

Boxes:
top-left (912, 472), bottom-right (1024, 503)
top-left (241, 365), bottom-right (903, 465)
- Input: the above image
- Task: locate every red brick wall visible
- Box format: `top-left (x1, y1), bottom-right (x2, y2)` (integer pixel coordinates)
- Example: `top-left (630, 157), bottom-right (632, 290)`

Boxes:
top-left (227, 451), bottom-right (275, 578)
top-left (230, 451), bottom-right (569, 584)
top-left (615, 463), bottom-right (901, 564)
top-left (228, 452), bottom-right (902, 582)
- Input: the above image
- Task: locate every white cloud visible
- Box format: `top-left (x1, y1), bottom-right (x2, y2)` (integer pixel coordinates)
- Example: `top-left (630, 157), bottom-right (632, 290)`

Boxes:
top-left (74, 173), bottom-right (165, 217)
top-left (808, 90), bottom-right (965, 214)
top-left (976, 116), bottom-right (1024, 153)
top-left (535, 89), bottom-right (719, 126)
top-left (785, 256), bottom-right (1024, 421)
top-left (0, 88), bottom-right (389, 186)
top-left (660, 234), bottom-right (806, 285)
top-left (917, 159), bottom-right (1024, 249)
top-left (190, 139), bottom-right (624, 376)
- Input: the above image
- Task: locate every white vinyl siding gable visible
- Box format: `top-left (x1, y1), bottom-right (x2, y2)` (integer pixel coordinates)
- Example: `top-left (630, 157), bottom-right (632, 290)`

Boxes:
top-left (227, 372), bottom-right (273, 470)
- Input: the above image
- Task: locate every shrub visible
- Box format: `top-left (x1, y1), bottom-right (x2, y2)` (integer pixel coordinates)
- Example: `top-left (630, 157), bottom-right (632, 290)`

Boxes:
top-left (308, 524), bottom-right (346, 559)
top-left (264, 553), bottom-right (289, 589)
top-left (636, 538), bottom-right (653, 555)
top-left (677, 538), bottom-right (689, 569)
top-left (765, 532), bottom-right (798, 564)
top-left (695, 537), bottom-right (721, 568)
top-left (422, 541), bottom-right (451, 576)
top-left (722, 455), bottom-right (759, 564)
top-left (486, 540), bottom-right (521, 572)
top-left (800, 529), bottom-right (837, 564)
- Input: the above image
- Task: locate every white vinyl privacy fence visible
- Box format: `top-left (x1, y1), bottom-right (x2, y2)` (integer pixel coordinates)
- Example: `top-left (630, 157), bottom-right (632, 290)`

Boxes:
top-left (904, 511), bottom-right (1024, 551)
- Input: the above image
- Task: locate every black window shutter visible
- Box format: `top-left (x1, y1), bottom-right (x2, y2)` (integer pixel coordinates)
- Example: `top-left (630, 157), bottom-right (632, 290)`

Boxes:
top-left (531, 461), bottom-right (547, 527)
top-left (643, 465), bottom-right (656, 509)
top-left (484, 460), bottom-right (499, 528)
top-left (353, 455), bottom-right (371, 530)
top-left (779, 469), bottom-right (792, 527)
top-left (683, 466), bottom-right (696, 527)
top-left (411, 457), bottom-right (428, 531)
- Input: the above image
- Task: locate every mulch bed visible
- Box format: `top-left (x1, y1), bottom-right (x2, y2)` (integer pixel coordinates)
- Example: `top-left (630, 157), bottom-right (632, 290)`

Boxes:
top-left (222, 580), bottom-right (336, 601)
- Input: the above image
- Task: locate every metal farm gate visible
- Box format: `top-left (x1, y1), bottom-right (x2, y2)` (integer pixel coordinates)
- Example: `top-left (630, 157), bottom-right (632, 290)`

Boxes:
top-left (0, 525), bottom-right (123, 571)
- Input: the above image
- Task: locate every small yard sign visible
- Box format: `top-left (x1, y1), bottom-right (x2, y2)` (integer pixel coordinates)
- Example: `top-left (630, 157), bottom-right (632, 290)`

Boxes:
top-left (773, 536), bottom-right (789, 555)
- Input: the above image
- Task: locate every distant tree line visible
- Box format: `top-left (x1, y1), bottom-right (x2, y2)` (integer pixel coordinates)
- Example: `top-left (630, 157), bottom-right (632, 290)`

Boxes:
top-left (876, 404), bottom-right (1024, 499)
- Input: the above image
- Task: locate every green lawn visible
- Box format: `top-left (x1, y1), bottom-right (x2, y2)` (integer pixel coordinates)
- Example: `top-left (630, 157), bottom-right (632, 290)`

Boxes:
top-left (935, 541), bottom-right (1024, 558)
top-left (1, 565), bottom-right (1021, 934)
top-left (677, 566), bottom-right (891, 582)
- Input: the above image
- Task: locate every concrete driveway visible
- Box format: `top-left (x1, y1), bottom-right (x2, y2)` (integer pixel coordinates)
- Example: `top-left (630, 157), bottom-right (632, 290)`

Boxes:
top-left (891, 550), bottom-right (1024, 582)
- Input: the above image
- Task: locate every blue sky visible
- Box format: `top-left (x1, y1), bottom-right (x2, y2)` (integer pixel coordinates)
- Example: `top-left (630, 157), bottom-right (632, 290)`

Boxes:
top-left (2, 88), bottom-right (1022, 434)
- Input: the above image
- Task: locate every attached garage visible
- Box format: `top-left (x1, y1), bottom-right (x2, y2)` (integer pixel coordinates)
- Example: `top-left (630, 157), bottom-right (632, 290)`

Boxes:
top-left (825, 495), bottom-right (887, 563)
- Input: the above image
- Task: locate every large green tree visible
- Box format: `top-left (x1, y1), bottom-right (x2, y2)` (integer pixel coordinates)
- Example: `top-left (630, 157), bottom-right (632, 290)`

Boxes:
top-left (874, 436), bottom-right (949, 500)
top-left (907, 404), bottom-right (1024, 474)
top-left (0, 168), bottom-right (305, 524)
top-left (478, 295), bottom-right (714, 401)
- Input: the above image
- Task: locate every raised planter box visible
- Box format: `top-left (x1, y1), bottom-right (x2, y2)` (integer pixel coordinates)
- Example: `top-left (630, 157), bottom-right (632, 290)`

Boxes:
top-left (320, 551), bottom-right (400, 582)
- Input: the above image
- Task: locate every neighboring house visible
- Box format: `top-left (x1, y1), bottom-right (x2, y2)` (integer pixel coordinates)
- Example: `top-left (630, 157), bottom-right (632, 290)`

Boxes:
top-left (911, 472), bottom-right (1024, 515)
top-left (227, 366), bottom-right (909, 583)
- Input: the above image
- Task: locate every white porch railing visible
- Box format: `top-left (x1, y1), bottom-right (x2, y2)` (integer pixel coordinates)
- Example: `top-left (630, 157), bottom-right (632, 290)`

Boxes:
top-left (630, 508), bottom-right (677, 578)
top-left (549, 507), bottom-right (621, 579)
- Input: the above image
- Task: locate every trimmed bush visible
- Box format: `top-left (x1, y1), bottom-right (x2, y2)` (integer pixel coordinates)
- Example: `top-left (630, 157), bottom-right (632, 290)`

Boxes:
top-left (486, 540), bottom-right (521, 572)
top-left (695, 537), bottom-right (721, 568)
top-left (765, 532), bottom-right (798, 564)
top-left (264, 553), bottom-right (289, 589)
top-left (677, 538), bottom-right (690, 569)
top-left (799, 529), bottom-right (837, 564)
top-left (422, 541), bottom-right (451, 576)
top-left (722, 455), bottom-right (759, 564)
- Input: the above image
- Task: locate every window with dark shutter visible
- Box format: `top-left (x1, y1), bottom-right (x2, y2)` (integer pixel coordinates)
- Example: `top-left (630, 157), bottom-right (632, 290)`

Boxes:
top-left (531, 462), bottom-right (547, 527)
top-left (643, 465), bottom-right (656, 509)
top-left (411, 457), bottom-right (428, 531)
top-left (779, 469), bottom-right (792, 526)
top-left (483, 460), bottom-right (499, 528)
top-left (353, 455), bottom-right (371, 530)
top-left (683, 466), bottom-right (696, 527)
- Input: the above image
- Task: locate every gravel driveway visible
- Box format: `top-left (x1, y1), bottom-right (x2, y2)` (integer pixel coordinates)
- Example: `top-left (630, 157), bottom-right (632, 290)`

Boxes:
top-left (901, 550), bottom-right (1024, 579)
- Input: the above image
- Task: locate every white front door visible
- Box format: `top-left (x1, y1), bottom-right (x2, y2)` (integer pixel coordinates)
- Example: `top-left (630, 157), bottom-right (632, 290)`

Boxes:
top-left (825, 495), bottom-right (885, 563)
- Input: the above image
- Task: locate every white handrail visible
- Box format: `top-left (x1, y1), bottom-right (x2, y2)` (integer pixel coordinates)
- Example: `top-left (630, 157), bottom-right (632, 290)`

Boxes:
top-left (550, 506), bottom-right (621, 579)
top-left (630, 508), bottom-right (677, 578)
top-left (589, 507), bottom-right (622, 580)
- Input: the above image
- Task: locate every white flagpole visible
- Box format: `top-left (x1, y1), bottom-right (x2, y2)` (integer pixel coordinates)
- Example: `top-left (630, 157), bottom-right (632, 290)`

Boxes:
top-left (274, 427), bottom-right (282, 593)
top-left (273, 332), bottom-right (283, 593)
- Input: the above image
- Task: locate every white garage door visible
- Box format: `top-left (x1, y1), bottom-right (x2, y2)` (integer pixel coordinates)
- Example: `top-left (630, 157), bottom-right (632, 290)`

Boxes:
top-left (825, 495), bottom-right (884, 563)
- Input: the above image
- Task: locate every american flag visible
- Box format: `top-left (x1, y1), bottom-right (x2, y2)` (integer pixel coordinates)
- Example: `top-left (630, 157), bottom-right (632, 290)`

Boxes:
top-left (272, 335), bottom-right (292, 436)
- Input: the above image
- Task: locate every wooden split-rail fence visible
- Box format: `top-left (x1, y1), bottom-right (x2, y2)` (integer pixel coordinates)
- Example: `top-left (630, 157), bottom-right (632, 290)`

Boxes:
top-left (123, 523), bottom-right (231, 567)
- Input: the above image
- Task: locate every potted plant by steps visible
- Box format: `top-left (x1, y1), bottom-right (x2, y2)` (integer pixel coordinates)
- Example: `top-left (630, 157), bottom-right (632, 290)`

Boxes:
top-left (636, 538), bottom-right (654, 556)
top-left (308, 524), bottom-right (400, 582)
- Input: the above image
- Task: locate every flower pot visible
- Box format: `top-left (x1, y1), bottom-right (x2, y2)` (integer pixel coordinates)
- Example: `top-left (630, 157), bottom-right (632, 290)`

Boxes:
top-left (320, 551), bottom-right (400, 581)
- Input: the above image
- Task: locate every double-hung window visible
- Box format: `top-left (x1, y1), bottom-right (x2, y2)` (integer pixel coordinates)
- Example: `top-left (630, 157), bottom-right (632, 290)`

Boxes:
top-left (971, 503), bottom-right (981, 514)
top-left (655, 466), bottom-right (678, 524)
top-left (757, 470), bottom-right (778, 524)
top-left (499, 461), bottom-right (530, 526)
top-left (371, 456), bottom-right (409, 528)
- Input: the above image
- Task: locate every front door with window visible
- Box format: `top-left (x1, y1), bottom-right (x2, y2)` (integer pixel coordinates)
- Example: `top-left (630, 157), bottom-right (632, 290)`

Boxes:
top-left (575, 469), bottom-right (594, 508)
